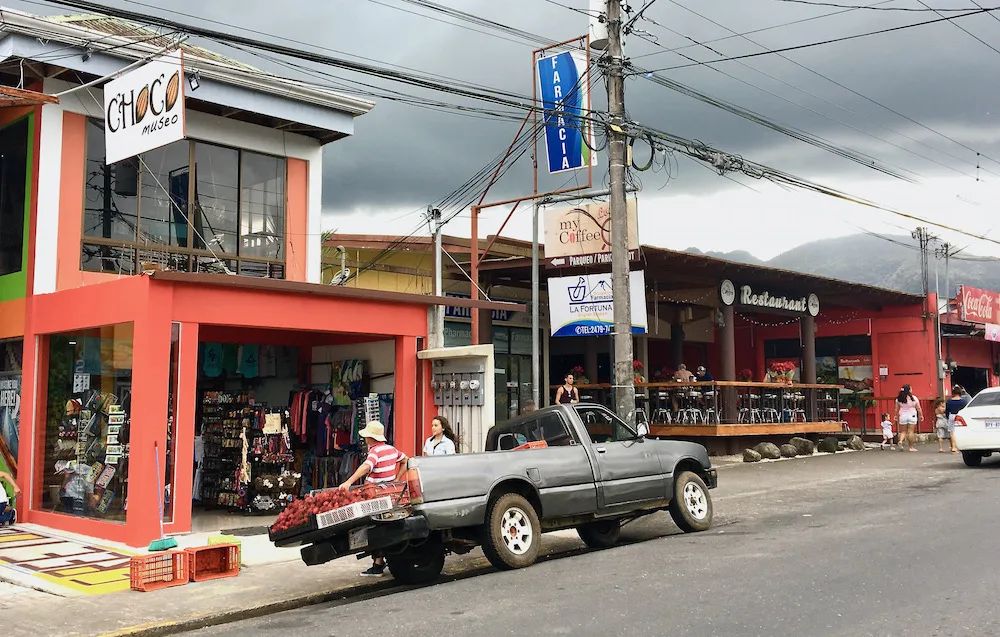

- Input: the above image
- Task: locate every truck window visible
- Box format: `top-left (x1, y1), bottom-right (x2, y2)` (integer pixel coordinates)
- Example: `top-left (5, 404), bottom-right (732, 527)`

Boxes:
top-left (537, 413), bottom-right (576, 446)
top-left (575, 405), bottom-right (636, 443)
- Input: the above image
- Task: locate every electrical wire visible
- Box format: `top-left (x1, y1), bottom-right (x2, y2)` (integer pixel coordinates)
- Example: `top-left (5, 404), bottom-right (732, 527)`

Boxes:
top-left (653, 0), bottom-right (1000, 176)
top-left (774, 0), bottom-right (1000, 10)
top-left (640, 8), bottom-right (998, 73)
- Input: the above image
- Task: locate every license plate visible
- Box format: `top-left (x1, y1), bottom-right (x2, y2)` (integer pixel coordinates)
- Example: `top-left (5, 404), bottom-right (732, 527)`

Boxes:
top-left (349, 526), bottom-right (370, 551)
top-left (986, 421), bottom-right (1000, 429)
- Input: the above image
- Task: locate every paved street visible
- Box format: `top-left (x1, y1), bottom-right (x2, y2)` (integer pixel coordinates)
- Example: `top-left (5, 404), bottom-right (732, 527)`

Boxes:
top-left (181, 447), bottom-right (1000, 637)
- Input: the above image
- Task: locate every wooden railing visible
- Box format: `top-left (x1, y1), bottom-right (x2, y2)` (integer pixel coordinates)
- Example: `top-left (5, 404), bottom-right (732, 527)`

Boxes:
top-left (550, 381), bottom-right (846, 427)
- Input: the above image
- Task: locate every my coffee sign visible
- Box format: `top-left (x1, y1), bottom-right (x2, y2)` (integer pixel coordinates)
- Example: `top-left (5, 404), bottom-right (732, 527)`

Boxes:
top-left (104, 51), bottom-right (186, 165)
top-left (543, 200), bottom-right (639, 268)
top-left (720, 280), bottom-right (819, 317)
top-left (958, 284), bottom-right (1000, 324)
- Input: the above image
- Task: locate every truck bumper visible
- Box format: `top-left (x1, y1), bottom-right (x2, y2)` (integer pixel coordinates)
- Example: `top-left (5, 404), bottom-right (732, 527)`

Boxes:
top-left (299, 515), bottom-right (431, 567)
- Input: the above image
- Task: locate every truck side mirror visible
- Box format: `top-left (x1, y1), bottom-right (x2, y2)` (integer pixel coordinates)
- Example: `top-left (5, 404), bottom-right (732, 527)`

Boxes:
top-left (636, 423), bottom-right (649, 438)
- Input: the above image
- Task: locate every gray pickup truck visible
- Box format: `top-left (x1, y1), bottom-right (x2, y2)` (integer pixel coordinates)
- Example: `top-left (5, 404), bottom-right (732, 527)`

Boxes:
top-left (294, 403), bottom-right (717, 584)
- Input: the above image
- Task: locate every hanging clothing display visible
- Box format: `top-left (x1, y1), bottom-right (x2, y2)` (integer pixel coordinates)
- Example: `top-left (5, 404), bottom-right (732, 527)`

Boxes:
top-left (202, 344), bottom-right (223, 378)
top-left (221, 344), bottom-right (240, 375)
top-left (239, 345), bottom-right (260, 378)
top-left (258, 345), bottom-right (277, 377)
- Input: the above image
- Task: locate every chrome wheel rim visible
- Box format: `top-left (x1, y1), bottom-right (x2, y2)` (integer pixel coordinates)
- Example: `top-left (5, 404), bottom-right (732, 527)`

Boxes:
top-left (500, 506), bottom-right (532, 555)
top-left (683, 482), bottom-right (708, 520)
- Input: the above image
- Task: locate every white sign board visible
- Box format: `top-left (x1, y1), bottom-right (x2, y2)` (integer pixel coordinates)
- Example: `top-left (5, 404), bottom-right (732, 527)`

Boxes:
top-left (103, 51), bottom-right (186, 165)
top-left (548, 270), bottom-right (647, 337)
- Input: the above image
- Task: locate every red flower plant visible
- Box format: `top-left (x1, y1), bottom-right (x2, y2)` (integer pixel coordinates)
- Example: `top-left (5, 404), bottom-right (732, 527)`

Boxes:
top-left (738, 368), bottom-right (754, 382)
top-left (632, 360), bottom-right (644, 371)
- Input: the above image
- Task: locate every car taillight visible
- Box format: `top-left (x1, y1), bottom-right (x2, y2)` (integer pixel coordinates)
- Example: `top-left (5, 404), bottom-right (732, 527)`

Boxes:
top-left (955, 415), bottom-right (968, 427)
top-left (406, 467), bottom-right (424, 504)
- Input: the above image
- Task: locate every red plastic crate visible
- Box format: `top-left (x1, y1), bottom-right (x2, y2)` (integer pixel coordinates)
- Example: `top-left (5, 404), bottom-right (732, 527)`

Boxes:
top-left (130, 551), bottom-right (188, 592)
top-left (185, 544), bottom-right (240, 582)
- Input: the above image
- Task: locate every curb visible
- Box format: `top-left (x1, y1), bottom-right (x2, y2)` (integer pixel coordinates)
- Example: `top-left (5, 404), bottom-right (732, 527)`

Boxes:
top-left (96, 578), bottom-right (402, 637)
top-left (96, 556), bottom-right (497, 637)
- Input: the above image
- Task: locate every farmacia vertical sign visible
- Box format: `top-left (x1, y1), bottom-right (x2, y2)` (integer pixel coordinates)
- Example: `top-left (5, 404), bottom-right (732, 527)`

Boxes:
top-left (536, 50), bottom-right (593, 174)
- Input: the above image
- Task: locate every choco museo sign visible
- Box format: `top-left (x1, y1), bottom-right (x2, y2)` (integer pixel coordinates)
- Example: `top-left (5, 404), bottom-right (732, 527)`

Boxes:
top-left (719, 280), bottom-right (820, 317)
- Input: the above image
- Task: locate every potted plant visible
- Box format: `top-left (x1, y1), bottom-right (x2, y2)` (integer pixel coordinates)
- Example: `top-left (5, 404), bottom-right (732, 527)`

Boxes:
top-left (569, 365), bottom-right (590, 386)
top-left (738, 368), bottom-right (754, 382)
top-left (632, 360), bottom-right (645, 384)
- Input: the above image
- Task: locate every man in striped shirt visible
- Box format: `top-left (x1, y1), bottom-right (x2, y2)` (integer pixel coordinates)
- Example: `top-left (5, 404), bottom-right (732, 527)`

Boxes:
top-left (339, 421), bottom-right (408, 576)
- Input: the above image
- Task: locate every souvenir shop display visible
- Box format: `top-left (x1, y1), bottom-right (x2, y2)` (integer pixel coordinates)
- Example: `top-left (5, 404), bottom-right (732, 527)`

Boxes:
top-left (198, 391), bottom-right (299, 514)
top-left (51, 388), bottom-right (130, 520)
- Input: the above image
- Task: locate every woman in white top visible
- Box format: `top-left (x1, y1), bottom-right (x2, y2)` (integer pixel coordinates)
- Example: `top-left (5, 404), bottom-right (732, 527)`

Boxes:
top-left (423, 415), bottom-right (459, 456)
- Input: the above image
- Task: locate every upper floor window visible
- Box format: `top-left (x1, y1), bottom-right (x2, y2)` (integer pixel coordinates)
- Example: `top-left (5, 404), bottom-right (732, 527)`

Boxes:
top-left (0, 117), bottom-right (29, 279)
top-left (81, 118), bottom-right (287, 278)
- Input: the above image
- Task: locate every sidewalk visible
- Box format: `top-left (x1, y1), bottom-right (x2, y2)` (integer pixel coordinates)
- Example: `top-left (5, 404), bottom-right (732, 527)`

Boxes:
top-left (4, 529), bottom-right (586, 637)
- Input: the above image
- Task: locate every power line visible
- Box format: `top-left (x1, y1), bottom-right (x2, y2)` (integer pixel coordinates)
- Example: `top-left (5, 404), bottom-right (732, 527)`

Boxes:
top-left (640, 9), bottom-right (998, 73)
top-left (914, 0), bottom-right (1000, 57)
top-left (774, 0), bottom-right (1000, 10)
top-left (654, 0), bottom-right (1000, 176)
top-left (538, 0), bottom-right (601, 17)
top-left (630, 0), bottom-right (898, 60)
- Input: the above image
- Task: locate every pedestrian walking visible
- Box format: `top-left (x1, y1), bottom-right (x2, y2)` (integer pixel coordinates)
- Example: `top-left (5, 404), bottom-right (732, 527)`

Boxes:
top-left (423, 415), bottom-right (458, 456)
top-left (945, 384), bottom-right (969, 454)
top-left (339, 421), bottom-right (408, 577)
top-left (0, 469), bottom-right (19, 518)
top-left (880, 412), bottom-right (895, 449)
top-left (894, 384), bottom-right (922, 452)
top-left (934, 398), bottom-right (952, 453)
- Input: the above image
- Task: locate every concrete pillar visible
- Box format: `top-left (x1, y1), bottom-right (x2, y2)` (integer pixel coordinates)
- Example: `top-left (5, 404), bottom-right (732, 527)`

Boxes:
top-left (720, 305), bottom-right (737, 424)
top-left (801, 315), bottom-right (817, 422)
top-left (542, 327), bottom-right (551, 407)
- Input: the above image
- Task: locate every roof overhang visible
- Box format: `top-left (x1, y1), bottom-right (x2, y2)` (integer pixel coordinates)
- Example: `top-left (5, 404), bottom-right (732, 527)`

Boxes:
top-left (0, 84), bottom-right (58, 107)
top-left (0, 8), bottom-right (374, 143)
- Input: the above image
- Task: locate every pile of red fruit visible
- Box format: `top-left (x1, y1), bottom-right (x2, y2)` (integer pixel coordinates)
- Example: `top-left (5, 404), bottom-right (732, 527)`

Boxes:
top-left (270, 489), bottom-right (366, 533)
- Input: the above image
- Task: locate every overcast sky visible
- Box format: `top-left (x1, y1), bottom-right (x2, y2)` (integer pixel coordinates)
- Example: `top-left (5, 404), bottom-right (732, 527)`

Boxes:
top-left (8, 0), bottom-right (1000, 260)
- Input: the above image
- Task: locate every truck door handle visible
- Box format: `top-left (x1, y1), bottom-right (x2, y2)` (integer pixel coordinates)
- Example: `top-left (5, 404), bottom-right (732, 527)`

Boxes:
top-left (596, 447), bottom-right (606, 454)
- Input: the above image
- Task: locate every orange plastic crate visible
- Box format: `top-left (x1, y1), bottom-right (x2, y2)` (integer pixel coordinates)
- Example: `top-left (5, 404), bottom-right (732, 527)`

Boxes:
top-left (185, 544), bottom-right (240, 582)
top-left (130, 551), bottom-right (188, 592)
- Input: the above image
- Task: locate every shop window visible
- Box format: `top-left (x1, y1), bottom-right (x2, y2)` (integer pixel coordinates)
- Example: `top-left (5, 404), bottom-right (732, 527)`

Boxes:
top-left (0, 117), bottom-right (29, 278)
top-left (0, 338), bottom-right (23, 465)
top-left (165, 323), bottom-right (180, 523)
top-left (81, 118), bottom-right (287, 279)
top-left (38, 325), bottom-right (133, 522)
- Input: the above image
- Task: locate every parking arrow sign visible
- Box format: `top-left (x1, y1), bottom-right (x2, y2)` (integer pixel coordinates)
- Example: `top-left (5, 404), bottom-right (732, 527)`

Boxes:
top-left (549, 257), bottom-right (567, 267)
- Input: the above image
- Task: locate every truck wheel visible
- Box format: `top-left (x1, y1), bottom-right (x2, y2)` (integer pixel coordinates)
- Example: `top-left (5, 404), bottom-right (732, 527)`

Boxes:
top-left (387, 540), bottom-right (446, 585)
top-left (577, 520), bottom-right (621, 549)
top-left (482, 493), bottom-right (540, 570)
top-left (668, 471), bottom-right (713, 533)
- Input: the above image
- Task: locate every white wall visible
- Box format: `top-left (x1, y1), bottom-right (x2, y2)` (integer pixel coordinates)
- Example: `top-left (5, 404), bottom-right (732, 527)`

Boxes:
top-left (311, 341), bottom-right (396, 395)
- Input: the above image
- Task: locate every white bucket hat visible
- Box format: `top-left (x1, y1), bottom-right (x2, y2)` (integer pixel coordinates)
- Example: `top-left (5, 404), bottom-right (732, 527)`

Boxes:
top-left (358, 421), bottom-right (387, 442)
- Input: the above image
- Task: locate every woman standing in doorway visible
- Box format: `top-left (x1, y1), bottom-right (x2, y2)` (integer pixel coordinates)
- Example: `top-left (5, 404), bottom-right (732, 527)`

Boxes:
top-left (555, 373), bottom-right (580, 405)
top-left (423, 415), bottom-right (459, 455)
top-left (895, 384), bottom-right (922, 452)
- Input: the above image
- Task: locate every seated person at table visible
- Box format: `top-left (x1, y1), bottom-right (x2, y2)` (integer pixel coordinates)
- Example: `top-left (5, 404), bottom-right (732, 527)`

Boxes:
top-left (695, 366), bottom-right (714, 382)
top-left (673, 364), bottom-right (696, 383)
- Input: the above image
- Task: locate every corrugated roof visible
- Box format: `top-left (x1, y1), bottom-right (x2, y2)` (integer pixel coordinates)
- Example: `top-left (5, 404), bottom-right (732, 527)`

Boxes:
top-left (44, 13), bottom-right (259, 73)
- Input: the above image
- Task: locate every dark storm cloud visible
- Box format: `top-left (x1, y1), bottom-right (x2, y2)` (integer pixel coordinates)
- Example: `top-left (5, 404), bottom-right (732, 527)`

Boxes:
top-left (9, 0), bottom-right (1000, 212)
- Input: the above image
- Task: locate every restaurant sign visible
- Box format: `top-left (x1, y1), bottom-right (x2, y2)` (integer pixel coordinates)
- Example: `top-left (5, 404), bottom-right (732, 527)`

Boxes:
top-left (720, 280), bottom-right (819, 317)
top-left (958, 284), bottom-right (1000, 324)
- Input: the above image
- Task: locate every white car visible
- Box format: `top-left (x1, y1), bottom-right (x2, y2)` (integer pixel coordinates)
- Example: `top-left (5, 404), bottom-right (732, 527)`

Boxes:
top-left (953, 387), bottom-right (1000, 466)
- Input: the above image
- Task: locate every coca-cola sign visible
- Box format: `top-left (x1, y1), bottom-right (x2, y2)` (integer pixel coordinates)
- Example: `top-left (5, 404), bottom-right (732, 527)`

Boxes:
top-left (958, 285), bottom-right (1000, 324)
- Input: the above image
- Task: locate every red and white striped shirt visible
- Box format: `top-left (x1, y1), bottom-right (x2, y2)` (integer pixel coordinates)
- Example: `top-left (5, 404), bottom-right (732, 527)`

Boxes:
top-left (364, 443), bottom-right (407, 484)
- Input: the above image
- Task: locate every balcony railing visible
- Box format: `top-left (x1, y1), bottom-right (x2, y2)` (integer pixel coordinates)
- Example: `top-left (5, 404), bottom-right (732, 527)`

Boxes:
top-left (552, 381), bottom-right (846, 429)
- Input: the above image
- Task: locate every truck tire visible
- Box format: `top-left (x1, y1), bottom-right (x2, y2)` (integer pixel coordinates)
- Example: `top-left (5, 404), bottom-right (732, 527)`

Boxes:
top-left (482, 493), bottom-right (540, 570)
top-left (387, 540), bottom-right (446, 585)
top-left (668, 471), bottom-right (713, 533)
top-left (577, 520), bottom-right (621, 549)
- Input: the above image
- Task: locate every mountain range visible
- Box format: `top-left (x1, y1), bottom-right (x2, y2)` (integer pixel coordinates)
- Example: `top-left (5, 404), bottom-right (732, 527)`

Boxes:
top-left (684, 234), bottom-right (1000, 295)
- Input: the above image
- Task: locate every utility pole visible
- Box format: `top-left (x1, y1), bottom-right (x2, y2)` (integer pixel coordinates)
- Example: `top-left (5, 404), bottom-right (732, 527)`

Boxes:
top-left (605, 0), bottom-right (635, 424)
top-left (429, 207), bottom-right (444, 349)
top-left (934, 241), bottom-right (953, 394)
